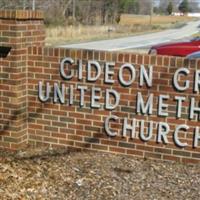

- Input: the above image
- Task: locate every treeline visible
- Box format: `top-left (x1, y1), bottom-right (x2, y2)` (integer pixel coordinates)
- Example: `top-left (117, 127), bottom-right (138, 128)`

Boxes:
top-left (0, 0), bottom-right (153, 25)
top-left (0, 0), bottom-right (200, 25)
top-left (156, 0), bottom-right (200, 15)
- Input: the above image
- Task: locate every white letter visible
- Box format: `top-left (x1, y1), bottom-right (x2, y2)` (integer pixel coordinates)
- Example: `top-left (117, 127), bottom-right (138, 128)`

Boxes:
top-left (54, 83), bottom-right (65, 104)
top-left (140, 65), bottom-right (153, 87)
top-left (122, 118), bottom-right (136, 139)
top-left (194, 127), bottom-right (200, 148)
top-left (173, 68), bottom-right (190, 91)
top-left (69, 85), bottom-right (74, 105)
top-left (190, 98), bottom-right (200, 120)
top-left (175, 96), bottom-right (186, 118)
top-left (91, 87), bottom-right (101, 108)
top-left (38, 81), bottom-right (50, 102)
top-left (87, 60), bottom-right (101, 82)
top-left (140, 120), bottom-right (153, 141)
top-left (105, 62), bottom-right (115, 84)
top-left (174, 125), bottom-right (188, 147)
top-left (104, 115), bottom-right (119, 137)
top-left (158, 95), bottom-right (169, 117)
top-left (77, 85), bottom-right (88, 107)
top-left (60, 57), bottom-right (74, 80)
top-left (78, 60), bottom-right (83, 80)
top-left (194, 70), bottom-right (200, 93)
top-left (137, 92), bottom-right (153, 115)
top-left (157, 122), bottom-right (170, 144)
top-left (105, 89), bottom-right (120, 110)
top-left (119, 63), bottom-right (136, 86)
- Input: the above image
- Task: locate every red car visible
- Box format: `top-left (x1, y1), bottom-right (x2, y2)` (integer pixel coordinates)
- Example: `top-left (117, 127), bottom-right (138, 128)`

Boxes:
top-left (148, 37), bottom-right (200, 57)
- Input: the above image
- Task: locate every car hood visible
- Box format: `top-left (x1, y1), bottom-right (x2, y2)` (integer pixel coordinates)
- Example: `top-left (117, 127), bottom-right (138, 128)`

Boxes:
top-left (151, 41), bottom-right (190, 49)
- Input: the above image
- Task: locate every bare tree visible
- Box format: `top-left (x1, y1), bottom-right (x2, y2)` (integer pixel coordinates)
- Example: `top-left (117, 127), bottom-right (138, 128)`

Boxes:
top-left (138, 0), bottom-right (151, 15)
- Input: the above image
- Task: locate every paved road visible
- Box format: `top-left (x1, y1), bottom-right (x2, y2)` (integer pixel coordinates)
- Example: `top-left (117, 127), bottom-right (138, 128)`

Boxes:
top-left (60, 20), bottom-right (200, 51)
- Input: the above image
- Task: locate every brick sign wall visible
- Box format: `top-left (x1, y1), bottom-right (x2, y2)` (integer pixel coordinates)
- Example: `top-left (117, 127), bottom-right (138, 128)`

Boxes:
top-left (1, 10), bottom-right (200, 164)
top-left (27, 47), bottom-right (200, 164)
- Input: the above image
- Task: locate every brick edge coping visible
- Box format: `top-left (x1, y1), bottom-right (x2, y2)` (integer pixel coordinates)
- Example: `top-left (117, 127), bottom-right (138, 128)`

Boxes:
top-left (28, 46), bottom-right (200, 68)
top-left (0, 10), bottom-right (43, 20)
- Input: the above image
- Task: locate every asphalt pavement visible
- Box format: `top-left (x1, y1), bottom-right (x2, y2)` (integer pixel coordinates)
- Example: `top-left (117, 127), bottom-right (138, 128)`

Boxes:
top-left (59, 20), bottom-right (200, 51)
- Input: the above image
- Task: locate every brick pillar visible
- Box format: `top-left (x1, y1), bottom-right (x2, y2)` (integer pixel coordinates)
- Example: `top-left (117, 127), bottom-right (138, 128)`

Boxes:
top-left (0, 10), bottom-right (45, 149)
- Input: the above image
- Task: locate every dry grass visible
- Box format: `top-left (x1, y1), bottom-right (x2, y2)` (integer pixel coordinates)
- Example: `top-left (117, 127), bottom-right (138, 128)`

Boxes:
top-left (46, 25), bottom-right (113, 45)
top-left (120, 14), bottom-right (194, 25)
top-left (45, 24), bottom-right (155, 46)
top-left (46, 14), bottom-right (195, 46)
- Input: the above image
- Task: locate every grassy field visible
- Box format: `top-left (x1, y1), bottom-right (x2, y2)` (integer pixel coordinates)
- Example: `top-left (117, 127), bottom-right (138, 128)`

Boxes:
top-left (46, 14), bottom-right (195, 46)
top-left (120, 14), bottom-right (194, 25)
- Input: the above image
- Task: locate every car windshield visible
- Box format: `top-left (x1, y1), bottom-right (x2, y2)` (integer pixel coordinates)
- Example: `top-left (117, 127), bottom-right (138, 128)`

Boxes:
top-left (190, 37), bottom-right (200, 42)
